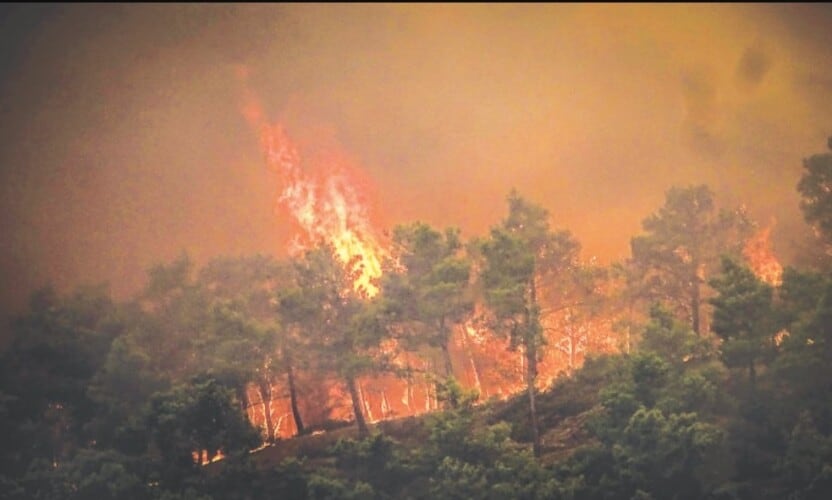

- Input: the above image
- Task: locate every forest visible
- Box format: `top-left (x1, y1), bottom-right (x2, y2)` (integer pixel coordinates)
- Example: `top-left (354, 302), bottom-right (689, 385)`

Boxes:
top-left (1, 138), bottom-right (832, 499)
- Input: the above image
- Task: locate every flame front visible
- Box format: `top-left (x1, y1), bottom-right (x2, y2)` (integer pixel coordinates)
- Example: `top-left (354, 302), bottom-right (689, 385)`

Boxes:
top-left (238, 70), bottom-right (384, 297)
top-left (743, 222), bottom-right (783, 286)
top-left (234, 68), bottom-right (620, 442)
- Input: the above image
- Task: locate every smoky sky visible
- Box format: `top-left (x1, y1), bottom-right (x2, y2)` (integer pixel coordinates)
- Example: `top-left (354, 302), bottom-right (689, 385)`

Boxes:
top-left (2, 4), bottom-right (832, 336)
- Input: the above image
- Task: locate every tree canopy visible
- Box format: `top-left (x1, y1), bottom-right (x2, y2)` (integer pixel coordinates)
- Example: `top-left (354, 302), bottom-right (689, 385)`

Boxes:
top-left (3, 143), bottom-right (832, 498)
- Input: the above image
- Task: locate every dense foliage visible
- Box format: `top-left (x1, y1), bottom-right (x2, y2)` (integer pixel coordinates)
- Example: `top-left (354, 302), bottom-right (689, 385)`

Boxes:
top-left (2, 140), bottom-right (832, 499)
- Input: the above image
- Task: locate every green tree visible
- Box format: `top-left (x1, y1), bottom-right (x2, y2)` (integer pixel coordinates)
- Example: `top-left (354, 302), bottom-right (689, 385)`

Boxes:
top-left (279, 245), bottom-right (388, 436)
top-left (797, 137), bottom-right (832, 249)
top-left (197, 255), bottom-right (295, 441)
top-left (386, 222), bottom-right (473, 378)
top-left (478, 190), bottom-right (580, 456)
top-left (144, 376), bottom-right (260, 486)
top-left (19, 449), bottom-right (150, 500)
top-left (0, 285), bottom-right (124, 473)
top-left (775, 279), bottom-right (832, 434)
top-left (86, 333), bottom-right (167, 453)
top-left (640, 304), bottom-right (713, 369)
top-left (775, 267), bottom-right (828, 330)
top-left (635, 305), bottom-right (724, 417)
top-left (709, 257), bottom-right (780, 393)
top-left (630, 185), bottom-right (752, 335)
top-left (116, 254), bottom-right (295, 444)
top-left (419, 381), bottom-right (561, 499)
top-left (200, 302), bottom-right (281, 441)
top-left (778, 411), bottom-right (832, 498)
top-left (135, 254), bottom-right (211, 381)
top-left (612, 408), bottom-right (724, 500)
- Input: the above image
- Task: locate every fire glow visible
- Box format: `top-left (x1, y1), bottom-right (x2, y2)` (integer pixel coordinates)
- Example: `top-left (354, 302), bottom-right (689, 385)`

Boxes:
top-left (238, 67), bottom-right (385, 297)
top-left (743, 222), bottom-right (783, 286)
top-left (234, 67), bottom-right (619, 441)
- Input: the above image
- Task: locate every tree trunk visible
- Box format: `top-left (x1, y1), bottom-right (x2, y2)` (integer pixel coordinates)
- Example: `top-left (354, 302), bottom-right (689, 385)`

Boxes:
top-left (526, 344), bottom-right (541, 457)
top-left (257, 378), bottom-right (275, 443)
top-left (691, 277), bottom-right (701, 335)
top-left (286, 361), bottom-right (305, 436)
top-left (469, 353), bottom-right (483, 397)
top-left (748, 359), bottom-right (756, 393)
top-left (439, 318), bottom-right (454, 378)
top-left (527, 278), bottom-right (542, 457)
top-left (235, 386), bottom-right (249, 415)
top-left (404, 357), bottom-right (413, 411)
top-left (360, 381), bottom-right (375, 423)
top-left (440, 341), bottom-right (454, 379)
top-left (346, 375), bottom-right (368, 437)
top-left (460, 323), bottom-right (485, 398)
top-left (626, 302), bottom-right (633, 354)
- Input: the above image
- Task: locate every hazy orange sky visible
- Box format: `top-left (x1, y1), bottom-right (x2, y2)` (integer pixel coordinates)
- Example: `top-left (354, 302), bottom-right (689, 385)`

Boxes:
top-left (1, 4), bottom-right (831, 329)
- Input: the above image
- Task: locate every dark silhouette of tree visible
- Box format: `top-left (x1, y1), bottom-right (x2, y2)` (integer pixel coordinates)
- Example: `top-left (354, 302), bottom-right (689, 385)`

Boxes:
top-left (798, 137), bottom-right (832, 251)
top-left (478, 190), bottom-right (580, 456)
top-left (279, 245), bottom-right (388, 437)
top-left (385, 222), bottom-right (473, 378)
top-left (709, 257), bottom-right (780, 393)
top-left (630, 185), bottom-right (752, 335)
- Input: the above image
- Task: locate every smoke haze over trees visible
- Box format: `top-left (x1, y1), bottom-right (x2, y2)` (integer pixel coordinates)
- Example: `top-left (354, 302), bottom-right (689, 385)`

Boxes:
top-left (3, 133), bottom-right (832, 496)
top-left (2, 4), bottom-right (832, 499)
top-left (2, 4), bottom-right (832, 341)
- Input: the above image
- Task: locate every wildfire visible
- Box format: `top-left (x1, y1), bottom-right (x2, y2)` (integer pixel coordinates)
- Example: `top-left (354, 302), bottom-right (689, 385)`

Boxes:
top-left (237, 67), bottom-right (385, 297)
top-left (193, 449), bottom-right (225, 466)
top-left (743, 222), bottom-right (783, 286)
top-left (233, 67), bottom-right (606, 443)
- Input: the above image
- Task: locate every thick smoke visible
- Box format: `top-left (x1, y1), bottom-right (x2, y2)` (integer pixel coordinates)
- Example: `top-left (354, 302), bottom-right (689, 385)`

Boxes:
top-left (1, 4), bottom-right (832, 343)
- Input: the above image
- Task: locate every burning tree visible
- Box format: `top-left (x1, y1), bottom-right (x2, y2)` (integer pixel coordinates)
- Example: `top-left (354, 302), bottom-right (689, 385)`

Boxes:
top-left (239, 71), bottom-right (386, 299)
top-left (279, 245), bottom-right (389, 436)
top-left (742, 223), bottom-right (784, 286)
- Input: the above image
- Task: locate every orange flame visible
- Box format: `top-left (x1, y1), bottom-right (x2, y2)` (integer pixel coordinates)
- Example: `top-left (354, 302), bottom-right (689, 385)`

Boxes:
top-left (193, 449), bottom-right (225, 466)
top-left (743, 222), bottom-right (783, 286)
top-left (237, 67), bottom-right (385, 297)
top-left (232, 67), bottom-right (616, 442)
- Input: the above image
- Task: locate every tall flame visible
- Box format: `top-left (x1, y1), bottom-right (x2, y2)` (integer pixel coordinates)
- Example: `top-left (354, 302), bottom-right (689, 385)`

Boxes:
top-left (237, 67), bottom-right (385, 297)
top-left (743, 222), bottom-right (783, 286)
top-left (233, 68), bottom-right (622, 443)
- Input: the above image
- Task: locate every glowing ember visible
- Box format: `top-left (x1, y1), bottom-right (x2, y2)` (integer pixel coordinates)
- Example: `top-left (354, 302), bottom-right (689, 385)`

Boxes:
top-left (193, 449), bottom-right (226, 466)
top-left (743, 222), bottom-right (783, 286)
top-left (237, 67), bottom-right (385, 297)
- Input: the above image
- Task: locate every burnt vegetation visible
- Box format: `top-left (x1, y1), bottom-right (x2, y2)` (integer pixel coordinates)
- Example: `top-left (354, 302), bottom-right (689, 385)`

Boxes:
top-left (3, 140), bottom-right (832, 499)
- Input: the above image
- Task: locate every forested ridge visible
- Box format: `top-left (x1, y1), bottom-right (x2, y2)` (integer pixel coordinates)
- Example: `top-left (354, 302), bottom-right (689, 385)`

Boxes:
top-left (3, 139), bottom-right (832, 499)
